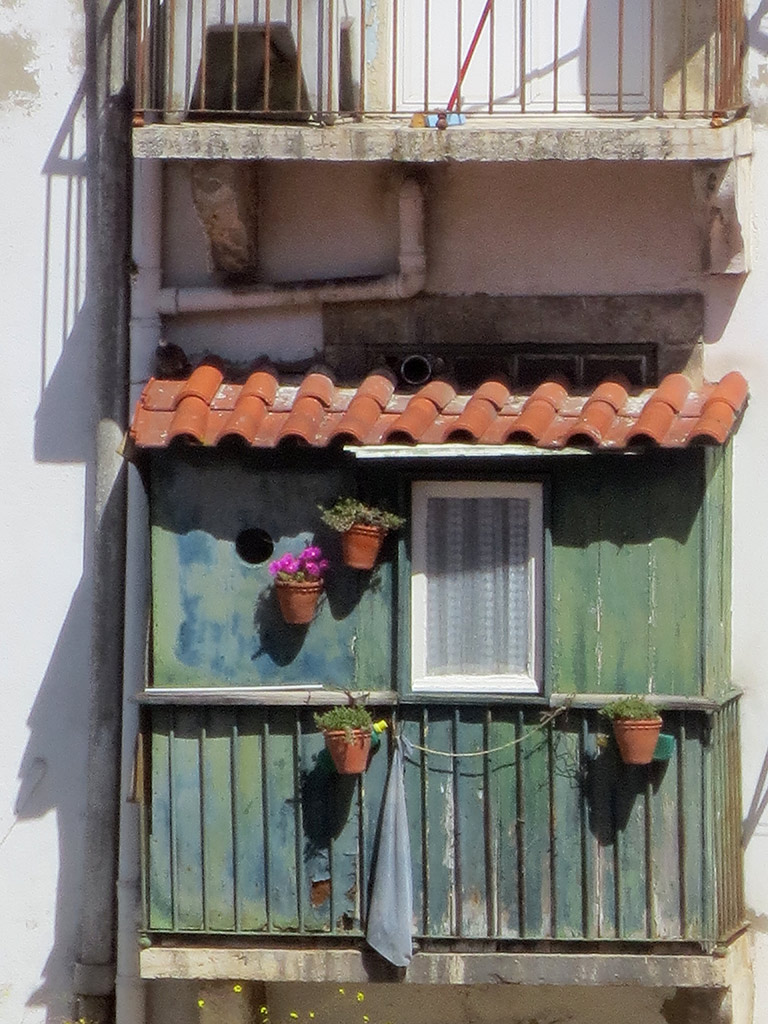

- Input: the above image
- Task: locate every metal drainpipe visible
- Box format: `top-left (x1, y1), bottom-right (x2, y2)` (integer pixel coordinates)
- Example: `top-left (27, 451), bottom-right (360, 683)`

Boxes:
top-left (113, 156), bottom-right (163, 1024)
top-left (74, 32), bottom-right (133, 1019)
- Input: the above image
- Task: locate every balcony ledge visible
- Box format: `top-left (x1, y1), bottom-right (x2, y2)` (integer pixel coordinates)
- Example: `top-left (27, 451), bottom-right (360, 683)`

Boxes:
top-left (140, 937), bottom-right (750, 988)
top-left (133, 115), bottom-right (752, 164)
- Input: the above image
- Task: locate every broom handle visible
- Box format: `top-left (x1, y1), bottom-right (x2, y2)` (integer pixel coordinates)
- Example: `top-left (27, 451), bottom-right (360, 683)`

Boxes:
top-left (447, 0), bottom-right (494, 111)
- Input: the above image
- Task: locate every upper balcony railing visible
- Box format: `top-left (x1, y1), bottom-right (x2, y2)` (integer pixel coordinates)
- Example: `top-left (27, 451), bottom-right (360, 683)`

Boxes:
top-left (134, 0), bottom-right (744, 125)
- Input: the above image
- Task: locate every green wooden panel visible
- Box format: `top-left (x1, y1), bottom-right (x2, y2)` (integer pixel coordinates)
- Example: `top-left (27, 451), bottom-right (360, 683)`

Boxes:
top-left (421, 710), bottom-right (457, 936)
top-left (615, 762), bottom-right (650, 939)
top-left (647, 456), bottom-right (703, 697)
top-left (150, 455), bottom-right (359, 688)
top-left (703, 446), bottom-right (733, 697)
top-left (170, 709), bottom-right (205, 930)
top-left (148, 709), bottom-right (173, 930)
top-left (400, 710), bottom-right (427, 935)
top-left (551, 718), bottom-right (585, 938)
top-left (233, 709), bottom-right (268, 931)
top-left (680, 712), bottom-right (706, 940)
top-left (550, 454), bottom-right (704, 697)
top-left (488, 710), bottom-right (520, 937)
top-left (297, 718), bottom-right (334, 934)
top-left (519, 709), bottom-right (552, 937)
top-left (590, 731), bottom-right (619, 938)
top-left (549, 464), bottom-right (601, 694)
top-left (360, 722), bottom-right (390, 929)
top-left (264, 713), bottom-right (300, 931)
top-left (597, 460), bottom-right (653, 695)
top-left (328, 772), bottom-right (363, 933)
top-left (649, 722), bottom-right (682, 939)
top-left (580, 714), bottom-right (599, 939)
top-left (455, 708), bottom-right (489, 937)
top-left (201, 710), bottom-right (236, 931)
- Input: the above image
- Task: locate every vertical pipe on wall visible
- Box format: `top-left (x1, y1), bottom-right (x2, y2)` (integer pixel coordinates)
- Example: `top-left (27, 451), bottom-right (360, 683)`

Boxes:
top-left (116, 154), bottom-right (162, 1024)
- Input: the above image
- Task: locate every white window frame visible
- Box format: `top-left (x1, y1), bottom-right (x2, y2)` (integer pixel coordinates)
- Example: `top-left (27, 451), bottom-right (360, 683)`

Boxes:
top-left (410, 480), bottom-right (544, 695)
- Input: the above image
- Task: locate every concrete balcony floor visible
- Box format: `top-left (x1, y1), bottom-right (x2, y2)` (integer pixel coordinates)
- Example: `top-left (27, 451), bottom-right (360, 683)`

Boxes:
top-left (133, 114), bottom-right (752, 163)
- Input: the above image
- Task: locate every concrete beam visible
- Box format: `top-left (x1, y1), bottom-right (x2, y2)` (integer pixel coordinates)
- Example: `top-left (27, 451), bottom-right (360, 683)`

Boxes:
top-left (140, 945), bottom-right (742, 989)
top-left (133, 117), bottom-right (752, 164)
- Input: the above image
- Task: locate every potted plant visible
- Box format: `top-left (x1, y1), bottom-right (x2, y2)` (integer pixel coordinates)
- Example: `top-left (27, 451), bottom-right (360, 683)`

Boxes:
top-left (314, 704), bottom-right (374, 774)
top-left (600, 696), bottom-right (663, 765)
top-left (320, 498), bottom-right (405, 570)
top-left (268, 545), bottom-right (329, 624)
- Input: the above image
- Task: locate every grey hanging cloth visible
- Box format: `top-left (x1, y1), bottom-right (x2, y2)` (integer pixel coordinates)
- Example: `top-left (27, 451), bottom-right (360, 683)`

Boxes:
top-left (365, 735), bottom-right (413, 967)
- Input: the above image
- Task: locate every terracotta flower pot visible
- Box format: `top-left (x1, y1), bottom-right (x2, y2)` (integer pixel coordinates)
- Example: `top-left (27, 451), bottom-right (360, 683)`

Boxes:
top-left (323, 729), bottom-right (372, 774)
top-left (341, 524), bottom-right (388, 570)
top-left (275, 578), bottom-right (323, 624)
top-left (612, 717), bottom-right (663, 765)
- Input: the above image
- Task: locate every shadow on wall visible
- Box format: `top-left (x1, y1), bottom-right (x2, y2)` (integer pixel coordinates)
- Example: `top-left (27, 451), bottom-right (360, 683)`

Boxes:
top-left (17, 0), bottom-right (128, 1019)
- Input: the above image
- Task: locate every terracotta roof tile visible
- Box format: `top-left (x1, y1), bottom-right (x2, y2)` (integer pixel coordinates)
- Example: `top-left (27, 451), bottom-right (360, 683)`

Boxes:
top-left (130, 371), bottom-right (748, 452)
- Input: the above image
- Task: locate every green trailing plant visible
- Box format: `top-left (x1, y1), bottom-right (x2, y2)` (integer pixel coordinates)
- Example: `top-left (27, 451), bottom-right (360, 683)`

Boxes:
top-left (319, 497), bottom-right (405, 533)
top-left (314, 704), bottom-right (373, 742)
top-left (600, 696), bottom-right (662, 721)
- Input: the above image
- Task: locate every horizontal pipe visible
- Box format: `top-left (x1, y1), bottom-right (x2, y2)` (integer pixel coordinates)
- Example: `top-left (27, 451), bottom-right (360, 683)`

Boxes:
top-left (157, 178), bottom-right (426, 315)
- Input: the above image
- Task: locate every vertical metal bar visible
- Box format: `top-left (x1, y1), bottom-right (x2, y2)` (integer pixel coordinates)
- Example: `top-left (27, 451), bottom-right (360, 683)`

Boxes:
top-left (519, 0), bottom-right (526, 112)
top-left (649, 0), bottom-right (657, 114)
top-left (483, 709), bottom-right (496, 936)
top-left (200, 0), bottom-right (208, 110)
top-left (232, 0), bottom-right (239, 111)
top-left (264, 0), bottom-right (272, 112)
top-left (359, 0), bottom-right (366, 115)
top-left (456, 0), bottom-right (462, 113)
top-left (199, 714), bottom-right (209, 931)
top-left (357, 758), bottom-right (366, 927)
top-left (184, 0), bottom-right (194, 114)
top-left (392, 0), bottom-right (399, 113)
top-left (135, 0), bottom-right (145, 112)
top-left (231, 718), bottom-right (241, 933)
top-left (585, 0), bottom-right (591, 112)
top-left (702, 713), bottom-right (716, 946)
top-left (294, 714), bottom-right (304, 933)
top-left (423, 0), bottom-right (430, 112)
top-left (580, 714), bottom-right (593, 937)
top-left (547, 714), bottom-right (556, 936)
top-left (452, 708), bottom-right (462, 936)
top-left (166, 0), bottom-right (176, 114)
top-left (327, 0), bottom-right (335, 114)
top-left (262, 717), bottom-right (272, 931)
top-left (617, 0), bottom-right (624, 112)
top-left (138, 721), bottom-right (149, 932)
top-left (487, 0), bottom-right (495, 113)
top-left (680, 0), bottom-right (689, 116)
top-left (515, 708), bottom-right (526, 935)
top-left (295, 0), bottom-right (303, 111)
top-left (613, 766), bottom-right (622, 937)
top-left (552, 0), bottom-right (559, 113)
top-left (645, 774), bottom-right (654, 938)
top-left (168, 711), bottom-right (178, 931)
top-left (678, 715), bottom-right (688, 937)
top-left (420, 707), bottom-right (429, 935)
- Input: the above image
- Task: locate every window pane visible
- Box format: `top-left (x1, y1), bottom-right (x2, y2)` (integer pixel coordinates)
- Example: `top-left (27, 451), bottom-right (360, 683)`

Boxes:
top-left (425, 496), bottom-right (530, 676)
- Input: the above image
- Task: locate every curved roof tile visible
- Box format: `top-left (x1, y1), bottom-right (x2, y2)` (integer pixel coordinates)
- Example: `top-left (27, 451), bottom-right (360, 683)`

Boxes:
top-left (130, 371), bottom-right (748, 452)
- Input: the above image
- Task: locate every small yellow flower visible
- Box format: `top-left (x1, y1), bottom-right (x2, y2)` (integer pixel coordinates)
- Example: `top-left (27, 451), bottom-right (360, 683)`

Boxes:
top-left (363, 1015), bottom-right (370, 1022)
top-left (233, 985), bottom-right (243, 994)
top-left (290, 1013), bottom-right (299, 1019)
top-left (309, 1014), bottom-right (315, 1019)
top-left (338, 988), bottom-right (345, 996)
top-left (197, 1000), bottom-right (205, 1008)
top-left (357, 992), bottom-right (365, 1003)
top-left (260, 1008), bottom-right (269, 1016)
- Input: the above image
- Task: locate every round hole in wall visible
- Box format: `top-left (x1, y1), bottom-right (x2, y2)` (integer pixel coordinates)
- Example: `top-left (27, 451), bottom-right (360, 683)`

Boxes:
top-left (236, 528), bottom-right (274, 565)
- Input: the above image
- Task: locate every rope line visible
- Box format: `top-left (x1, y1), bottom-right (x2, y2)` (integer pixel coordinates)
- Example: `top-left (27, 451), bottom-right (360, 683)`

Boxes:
top-left (405, 705), bottom-right (567, 758)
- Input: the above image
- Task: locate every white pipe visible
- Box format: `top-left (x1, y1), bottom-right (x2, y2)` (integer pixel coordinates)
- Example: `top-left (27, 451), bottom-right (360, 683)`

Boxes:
top-left (115, 158), bottom-right (163, 1024)
top-left (157, 177), bottom-right (427, 315)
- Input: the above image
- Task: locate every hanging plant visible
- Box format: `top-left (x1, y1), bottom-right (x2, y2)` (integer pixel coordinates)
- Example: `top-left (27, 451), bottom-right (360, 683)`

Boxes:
top-left (314, 704), bottom-right (374, 774)
top-left (268, 545), bottom-right (329, 625)
top-left (600, 697), bottom-right (663, 765)
top-left (320, 498), bottom-right (406, 570)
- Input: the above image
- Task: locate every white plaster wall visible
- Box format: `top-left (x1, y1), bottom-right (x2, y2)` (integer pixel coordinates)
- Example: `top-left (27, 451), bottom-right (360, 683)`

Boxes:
top-left (0, 1), bottom-right (91, 1023)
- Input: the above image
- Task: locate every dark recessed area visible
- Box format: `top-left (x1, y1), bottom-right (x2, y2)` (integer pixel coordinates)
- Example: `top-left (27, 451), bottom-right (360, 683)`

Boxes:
top-left (236, 528), bottom-right (274, 565)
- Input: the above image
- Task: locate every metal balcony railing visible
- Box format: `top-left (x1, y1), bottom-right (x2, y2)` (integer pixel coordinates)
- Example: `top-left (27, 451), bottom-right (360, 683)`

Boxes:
top-left (140, 698), bottom-right (744, 947)
top-left (134, 0), bottom-right (744, 123)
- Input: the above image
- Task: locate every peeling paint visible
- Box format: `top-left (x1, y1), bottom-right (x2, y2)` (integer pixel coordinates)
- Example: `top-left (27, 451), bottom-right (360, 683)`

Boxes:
top-left (0, 30), bottom-right (39, 108)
